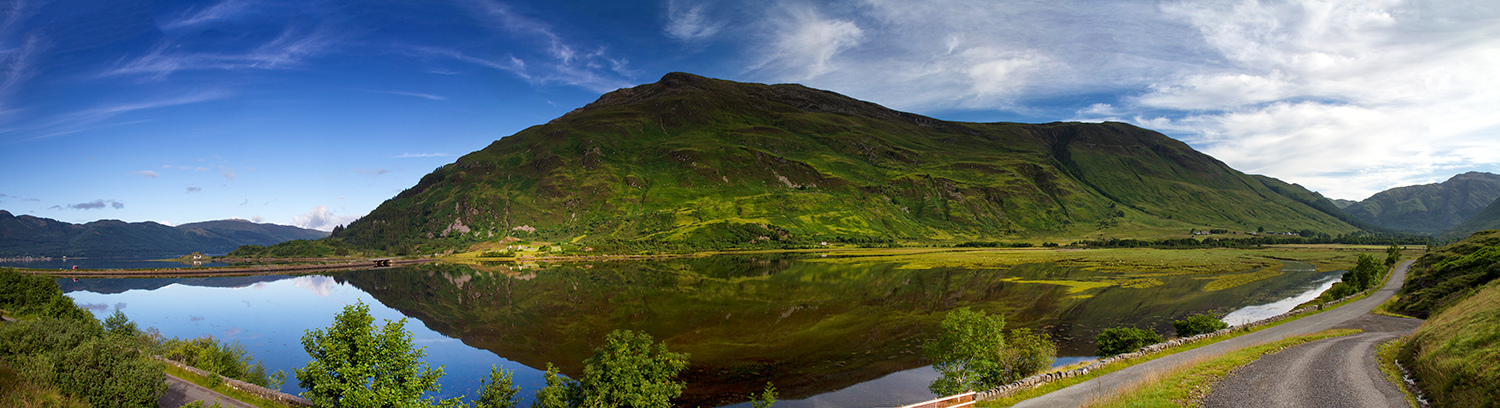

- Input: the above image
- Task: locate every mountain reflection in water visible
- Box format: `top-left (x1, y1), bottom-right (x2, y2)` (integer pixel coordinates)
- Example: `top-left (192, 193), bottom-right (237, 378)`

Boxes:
top-left (61, 256), bottom-right (1338, 407)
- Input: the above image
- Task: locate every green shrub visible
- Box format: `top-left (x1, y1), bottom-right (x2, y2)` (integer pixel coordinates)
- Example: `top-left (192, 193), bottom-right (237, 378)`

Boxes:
top-left (162, 336), bottom-right (278, 389)
top-left (1172, 314), bottom-right (1228, 337)
top-left (1095, 327), bottom-right (1162, 357)
top-left (0, 318), bottom-right (165, 408)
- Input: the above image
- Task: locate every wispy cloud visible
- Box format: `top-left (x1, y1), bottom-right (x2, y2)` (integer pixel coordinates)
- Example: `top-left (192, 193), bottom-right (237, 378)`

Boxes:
top-left (665, 0), bottom-right (726, 42)
top-left (0, 193), bottom-right (40, 203)
top-left (437, 0), bottom-right (634, 93)
top-left (753, 5), bottom-right (864, 80)
top-left (393, 152), bottom-right (449, 158)
top-left (131, 170), bottom-right (160, 178)
top-left (12, 90), bottom-right (229, 142)
top-left (159, 0), bottom-right (254, 31)
top-left (369, 90), bottom-right (446, 101)
top-left (185, 186), bottom-right (202, 193)
top-left (51, 199), bottom-right (124, 210)
top-left (354, 168), bottom-right (389, 176)
top-left (104, 24), bottom-right (340, 81)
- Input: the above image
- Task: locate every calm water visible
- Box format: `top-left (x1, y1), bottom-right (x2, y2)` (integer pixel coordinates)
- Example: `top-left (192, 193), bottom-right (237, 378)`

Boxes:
top-left (60, 256), bottom-right (1340, 407)
top-left (3, 255), bottom-right (229, 270)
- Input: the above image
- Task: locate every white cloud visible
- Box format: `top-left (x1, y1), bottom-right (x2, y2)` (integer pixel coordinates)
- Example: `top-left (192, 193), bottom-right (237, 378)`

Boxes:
top-left (131, 170), bottom-right (160, 178)
top-left (251, 215), bottom-right (263, 223)
top-left (293, 275), bottom-right (337, 297)
top-left (185, 186), bottom-right (201, 193)
top-left (754, 5), bottom-right (864, 80)
top-left (720, 0), bottom-right (1500, 199)
top-left (292, 205), bottom-right (361, 231)
top-left (665, 0), bottom-right (725, 42)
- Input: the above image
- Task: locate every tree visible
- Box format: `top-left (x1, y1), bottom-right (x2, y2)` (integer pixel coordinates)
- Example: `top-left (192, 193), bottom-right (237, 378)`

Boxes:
top-left (1172, 314), bottom-right (1227, 337)
top-left (296, 302), bottom-right (445, 408)
top-left (924, 307), bottom-right (1006, 395)
top-left (1386, 243), bottom-right (1403, 268)
top-left (1095, 327), bottom-right (1162, 357)
top-left (473, 366), bottom-right (520, 408)
top-left (923, 308), bottom-right (1055, 395)
top-left (531, 330), bottom-right (690, 408)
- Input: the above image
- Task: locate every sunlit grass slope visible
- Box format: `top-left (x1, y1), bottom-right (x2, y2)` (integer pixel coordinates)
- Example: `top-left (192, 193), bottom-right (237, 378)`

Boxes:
top-left (337, 73), bottom-right (1360, 252)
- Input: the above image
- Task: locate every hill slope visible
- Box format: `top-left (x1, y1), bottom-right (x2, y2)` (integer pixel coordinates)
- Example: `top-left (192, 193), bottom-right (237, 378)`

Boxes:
top-left (338, 73), bottom-right (1361, 250)
top-left (1440, 198), bottom-right (1500, 242)
top-left (1343, 172), bottom-right (1500, 234)
top-left (0, 211), bottom-right (327, 257)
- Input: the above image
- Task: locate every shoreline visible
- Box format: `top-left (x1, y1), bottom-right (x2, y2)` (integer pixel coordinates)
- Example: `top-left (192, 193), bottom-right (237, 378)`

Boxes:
top-left (11, 258), bottom-right (437, 278)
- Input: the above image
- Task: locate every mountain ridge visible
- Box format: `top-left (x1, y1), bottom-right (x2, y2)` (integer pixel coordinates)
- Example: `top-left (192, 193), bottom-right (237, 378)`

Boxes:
top-left (0, 210), bottom-right (328, 257)
top-left (336, 73), bottom-right (1363, 251)
top-left (1343, 171), bottom-right (1500, 234)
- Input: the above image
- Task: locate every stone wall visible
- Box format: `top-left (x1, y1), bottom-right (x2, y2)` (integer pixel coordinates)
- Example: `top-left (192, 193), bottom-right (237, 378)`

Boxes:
top-left (158, 357), bottom-right (313, 407)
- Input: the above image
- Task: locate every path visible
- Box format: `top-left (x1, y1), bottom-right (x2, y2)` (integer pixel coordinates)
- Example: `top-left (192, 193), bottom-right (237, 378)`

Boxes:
top-left (1011, 260), bottom-right (1414, 408)
top-left (159, 373), bottom-right (257, 408)
top-left (1202, 313), bottom-right (1421, 408)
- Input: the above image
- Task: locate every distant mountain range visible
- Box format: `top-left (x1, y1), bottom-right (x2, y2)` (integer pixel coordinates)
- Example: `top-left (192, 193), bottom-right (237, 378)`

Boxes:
top-left (1341, 172), bottom-right (1500, 235)
top-left (335, 73), bottom-right (1364, 250)
top-left (0, 211), bottom-right (327, 257)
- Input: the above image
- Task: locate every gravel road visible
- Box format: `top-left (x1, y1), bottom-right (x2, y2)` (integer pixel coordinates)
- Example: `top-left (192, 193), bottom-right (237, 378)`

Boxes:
top-left (1011, 260), bottom-right (1414, 408)
top-left (158, 373), bottom-right (258, 408)
top-left (1202, 312), bottom-right (1421, 408)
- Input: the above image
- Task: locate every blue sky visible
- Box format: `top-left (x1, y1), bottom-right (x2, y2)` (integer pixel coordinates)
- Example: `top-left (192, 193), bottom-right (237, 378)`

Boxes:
top-left (3, 0), bottom-right (1498, 230)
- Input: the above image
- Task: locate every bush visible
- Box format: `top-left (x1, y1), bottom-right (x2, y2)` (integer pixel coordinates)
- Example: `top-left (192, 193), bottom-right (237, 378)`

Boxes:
top-left (1095, 327), bottom-right (1162, 357)
top-left (0, 318), bottom-right (165, 408)
top-left (163, 336), bottom-right (280, 389)
top-left (1172, 314), bottom-right (1227, 337)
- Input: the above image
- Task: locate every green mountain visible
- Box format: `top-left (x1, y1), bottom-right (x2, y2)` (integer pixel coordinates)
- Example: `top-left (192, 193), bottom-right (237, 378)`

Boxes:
top-left (337, 73), bottom-right (1360, 251)
top-left (0, 211), bottom-right (327, 257)
top-left (1440, 198), bottom-right (1500, 242)
top-left (1343, 172), bottom-right (1500, 234)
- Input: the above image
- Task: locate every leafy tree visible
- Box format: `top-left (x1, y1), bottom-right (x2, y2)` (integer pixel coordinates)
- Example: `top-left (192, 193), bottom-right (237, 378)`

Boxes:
top-left (923, 308), bottom-right (1055, 395)
top-left (1386, 243), bottom-right (1403, 268)
top-left (1095, 327), bottom-right (1162, 357)
top-left (103, 309), bottom-right (139, 337)
top-left (530, 330), bottom-right (690, 408)
top-left (473, 366), bottom-right (520, 408)
top-left (996, 328), bottom-right (1055, 383)
top-left (1172, 314), bottom-right (1227, 337)
top-left (924, 307), bottom-right (1006, 395)
top-left (296, 302), bottom-right (445, 408)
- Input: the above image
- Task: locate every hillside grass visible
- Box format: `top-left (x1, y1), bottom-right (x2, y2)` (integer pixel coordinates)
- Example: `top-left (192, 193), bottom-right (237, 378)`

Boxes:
top-left (1400, 281), bottom-right (1500, 407)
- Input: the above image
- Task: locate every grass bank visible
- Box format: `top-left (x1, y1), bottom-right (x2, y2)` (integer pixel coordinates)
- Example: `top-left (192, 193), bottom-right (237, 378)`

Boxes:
top-left (163, 364), bottom-right (293, 408)
top-left (1399, 281), bottom-right (1500, 407)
